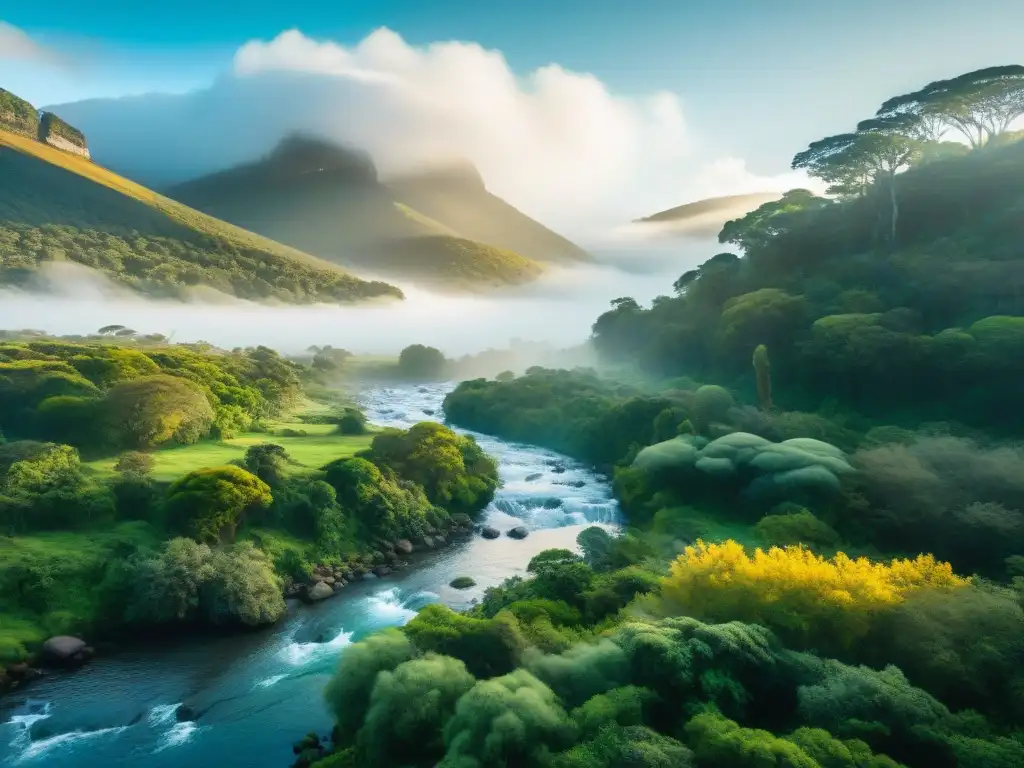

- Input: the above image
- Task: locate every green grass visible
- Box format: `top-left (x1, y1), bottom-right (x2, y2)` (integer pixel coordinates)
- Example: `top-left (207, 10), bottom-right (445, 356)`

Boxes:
top-left (0, 521), bottom-right (161, 662)
top-left (85, 421), bottom-right (374, 482)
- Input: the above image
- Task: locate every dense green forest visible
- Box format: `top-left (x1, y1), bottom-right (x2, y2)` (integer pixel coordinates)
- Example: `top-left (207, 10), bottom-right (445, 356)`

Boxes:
top-left (591, 66), bottom-right (1024, 432)
top-left (0, 124), bottom-right (403, 304)
top-left (0, 337), bottom-right (498, 673)
top-left (297, 66), bottom-right (1024, 768)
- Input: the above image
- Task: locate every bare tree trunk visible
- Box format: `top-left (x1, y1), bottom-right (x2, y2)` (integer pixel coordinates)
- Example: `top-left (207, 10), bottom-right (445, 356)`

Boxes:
top-left (889, 174), bottom-right (899, 244)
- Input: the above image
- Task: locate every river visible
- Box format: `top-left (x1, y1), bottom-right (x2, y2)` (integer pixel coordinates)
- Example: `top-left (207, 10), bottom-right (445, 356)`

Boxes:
top-left (0, 383), bottom-right (619, 766)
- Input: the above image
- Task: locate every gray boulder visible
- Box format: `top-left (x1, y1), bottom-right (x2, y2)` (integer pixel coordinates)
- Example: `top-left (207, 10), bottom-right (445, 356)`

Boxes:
top-left (507, 526), bottom-right (529, 540)
top-left (481, 526), bottom-right (500, 539)
top-left (308, 582), bottom-right (334, 601)
top-left (41, 636), bottom-right (89, 666)
top-left (395, 539), bottom-right (414, 555)
top-left (373, 565), bottom-right (393, 577)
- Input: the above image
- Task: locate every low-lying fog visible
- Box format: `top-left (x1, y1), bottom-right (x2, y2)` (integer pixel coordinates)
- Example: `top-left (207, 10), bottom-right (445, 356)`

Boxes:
top-left (0, 236), bottom-right (713, 357)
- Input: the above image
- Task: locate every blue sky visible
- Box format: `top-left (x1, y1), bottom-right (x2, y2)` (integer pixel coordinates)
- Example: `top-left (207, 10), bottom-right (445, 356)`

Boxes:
top-left (4, 0), bottom-right (1024, 174)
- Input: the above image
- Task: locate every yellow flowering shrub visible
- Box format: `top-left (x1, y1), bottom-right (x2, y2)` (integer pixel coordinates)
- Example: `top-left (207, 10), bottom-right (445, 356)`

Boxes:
top-left (660, 539), bottom-right (969, 650)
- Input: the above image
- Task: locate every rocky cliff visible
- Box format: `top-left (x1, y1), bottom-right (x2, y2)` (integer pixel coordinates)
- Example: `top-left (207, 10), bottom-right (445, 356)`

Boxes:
top-left (38, 111), bottom-right (90, 158)
top-left (0, 88), bottom-right (40, 138)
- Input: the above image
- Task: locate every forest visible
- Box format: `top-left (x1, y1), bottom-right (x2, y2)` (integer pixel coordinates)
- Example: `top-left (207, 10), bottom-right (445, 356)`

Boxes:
top-left (293, 66), bottom-right (1024, 768)
top-left (0, 337), bottom-right (498, 671)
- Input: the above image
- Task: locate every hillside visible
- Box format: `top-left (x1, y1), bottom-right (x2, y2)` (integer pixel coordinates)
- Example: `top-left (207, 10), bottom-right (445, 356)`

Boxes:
top-left (0, 128), bottom-right (403, 303)
top-left (385, 159), bottom-right (591, 264)
top-left (634, 192), bottom-right (783, 237)
top-left (593, 136), bottom-right (1024, 432)
top-left (168, 136), bottom-right (546, 291)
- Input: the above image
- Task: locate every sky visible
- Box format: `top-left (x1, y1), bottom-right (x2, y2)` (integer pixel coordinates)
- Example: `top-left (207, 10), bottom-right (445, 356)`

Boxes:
top-left (3, 1), bottom-right (1024, 237)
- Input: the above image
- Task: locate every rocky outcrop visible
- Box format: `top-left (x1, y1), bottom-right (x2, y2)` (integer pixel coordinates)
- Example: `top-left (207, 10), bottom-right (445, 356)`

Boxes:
top-left (38, 112), bottom-right (90, 158)
top-left (0, 88), bottom-right (39, 138)
top-left (41, 635), bottom-right (92, 667)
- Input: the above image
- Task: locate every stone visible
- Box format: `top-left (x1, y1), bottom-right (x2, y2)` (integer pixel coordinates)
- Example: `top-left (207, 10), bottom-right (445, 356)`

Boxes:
top-left (525, 473), bottom-right (542, 482)
top-left (176, 704), bottom-right (197, 722)
top-left (395, 539), bottom-right (413, 554)
top-left (323, 576), bottom-right (336, 585)
top-left (481, 526), bottom-right (500, 539)
top-left (434, 533), bottom-right (447, 546)
top-left (421, 536), bottom-right (436, 549)
top-left (41, 636), bottom-right (88, 666)
top-left (373, 565), bottom-right (392, 577)
top-left (344, 570), bottom-right (356, 581)
top-left (385, 551), bottom-right (400, 565)
top-left (507, 526), bottom-right (529, 540)
top-left (308, 582), bottom-right (334, 601)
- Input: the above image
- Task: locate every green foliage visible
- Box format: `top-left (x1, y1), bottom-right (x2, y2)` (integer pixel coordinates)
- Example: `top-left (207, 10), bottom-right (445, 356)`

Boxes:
top-left (0, 89), bottom-right (40, 138)
top-left (440, 669), bottom-right (575, 767)
top-left (322, 456), bottom-right (438, 539)
top-left (164, 465), bottom-right (272, 543)
top-left (398, 344), bottom-right (447, 379)
top-left (359, 654), bottom-right (476, 764)
top-left (755, 510), bottom-right (840, 549)
top-left (104, 374), bottom-right (215, 449)
top-left (362, 421), bottom-right (499, 515)
top-left (323, 628), bottom-right (416, 742)
top-left (114, 450), bottom-right (155, 475)
top-left (444, 370), bottom-right (675, 466)
top-left (450, 576), bottom-right (476, 589)
top-left (554, 725), bottom-right (694, 768)
top-left (38, 111), bottom-right (87, 150)
top-left (753, 344), bottom-right (773, 411)
top-left (404, 604), bottom-right (527, 678)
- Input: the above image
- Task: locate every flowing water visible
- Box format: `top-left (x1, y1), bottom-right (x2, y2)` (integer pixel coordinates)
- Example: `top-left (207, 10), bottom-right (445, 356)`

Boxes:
top-left (0, 383), bottom-right (619, 766)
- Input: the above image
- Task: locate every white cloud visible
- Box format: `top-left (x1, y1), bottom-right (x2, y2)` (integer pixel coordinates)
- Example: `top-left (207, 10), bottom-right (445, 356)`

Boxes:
top-left (0, 21), bottom-right (57, 62)
top-left (50, 28), bottom-right (810, 240)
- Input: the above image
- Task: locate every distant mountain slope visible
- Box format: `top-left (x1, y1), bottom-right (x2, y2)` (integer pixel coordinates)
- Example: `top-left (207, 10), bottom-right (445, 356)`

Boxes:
top-left (385, 160), bottom-right (590, 264)
top-left (0, 128), bottom-right (402, 304)
top-left (635, 192), bottom-right (783, 238)
top-left (169, 136), bottom-right (544, 291)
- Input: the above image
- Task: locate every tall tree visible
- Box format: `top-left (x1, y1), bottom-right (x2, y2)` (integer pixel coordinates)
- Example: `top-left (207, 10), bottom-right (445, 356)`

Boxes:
top-left (876, 65), bottom-right (1024, 148)
top-left (719, 190), bottom-right (829, 252)
top-left (792, 131), bottom-right (919, 242)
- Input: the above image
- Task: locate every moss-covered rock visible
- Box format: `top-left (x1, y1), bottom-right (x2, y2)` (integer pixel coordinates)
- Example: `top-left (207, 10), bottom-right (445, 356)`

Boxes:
top-left (0, 88), bottom-right (39, 139)
top-left (38, 112), bottom-right (89, 158)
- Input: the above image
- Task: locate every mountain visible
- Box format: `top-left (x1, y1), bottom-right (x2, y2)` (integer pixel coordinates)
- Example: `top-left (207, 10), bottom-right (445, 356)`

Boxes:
top-left (384, 160), bottom-right (590, 264)
top-left (0, 104), bottom-right (402, 305)
top-left (168, 136), bottom-right (545, 292)
top-left (634, 192), bottom-right (784, 238)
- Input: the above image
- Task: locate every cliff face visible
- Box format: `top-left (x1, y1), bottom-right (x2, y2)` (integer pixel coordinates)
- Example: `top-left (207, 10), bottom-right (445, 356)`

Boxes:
top-left (0, 88), bottom-right (40, 138)
top-left (38, 112), bottom-right (90, 159)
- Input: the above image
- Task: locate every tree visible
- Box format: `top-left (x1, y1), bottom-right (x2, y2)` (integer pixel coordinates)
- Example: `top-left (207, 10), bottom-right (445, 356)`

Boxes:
top-left (241, 442), bottom-right (291, 487)
top-left (104, 374), bottom-right (215, 449)
top-left (792, 132), bottom-right (919, 241)
top-left (97, 325), bottom-right (125, 336)
top-left (114, 450), bottom-right (155, 475)
top-left (876, 65), bottom-right (1024, 148)
top-left (399, 344), bottom-right (447, 380)
top-left (164, 465), bottom-right (272, 543)
top-left (719, 193), bottom-right (828, 253)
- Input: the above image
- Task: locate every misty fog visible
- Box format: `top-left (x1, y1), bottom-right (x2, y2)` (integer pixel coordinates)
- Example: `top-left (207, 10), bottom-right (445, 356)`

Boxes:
top-left (0, 237), bottom-right (712, 356)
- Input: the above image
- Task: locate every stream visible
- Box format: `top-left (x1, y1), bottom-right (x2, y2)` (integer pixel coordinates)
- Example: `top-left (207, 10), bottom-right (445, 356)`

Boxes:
top-left (0, 383), bottom-right (620, 766)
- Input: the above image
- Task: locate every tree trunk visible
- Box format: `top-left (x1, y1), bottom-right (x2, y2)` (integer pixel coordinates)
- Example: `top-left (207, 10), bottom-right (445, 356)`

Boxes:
top-left (888, 174), bottom-right (899, 245)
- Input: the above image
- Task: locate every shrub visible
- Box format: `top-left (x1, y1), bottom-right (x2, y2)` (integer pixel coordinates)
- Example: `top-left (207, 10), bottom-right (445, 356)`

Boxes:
top-left (164, 465), bottom-right (272, 543)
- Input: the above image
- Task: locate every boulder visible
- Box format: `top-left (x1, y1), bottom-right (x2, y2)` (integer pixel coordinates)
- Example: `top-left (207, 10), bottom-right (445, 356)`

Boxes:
top-left (394, 539), bottom-right (414, 555)
top-left (421, 536), bottom-right (436, 549)
top-left (385, 551), bottom-right (400, 565)
top-left (373, 565), bottom-right (392, 577)
top-left (41, 636), bottom-right (89, 666)
top-left (481, 526), bottom-right (500, 539)
top-left (525, 473), bottom-right (542, 482)
top-left (323, 576), bottom-right (336, 585)
top-left (507, 526), bottom-right (529, 540)
top-left (176, 704), bottom-right (197, 722)
top-left (434, 533), bottom-right (447, 546)
top-left (308, 582), bottom-right (334, 601)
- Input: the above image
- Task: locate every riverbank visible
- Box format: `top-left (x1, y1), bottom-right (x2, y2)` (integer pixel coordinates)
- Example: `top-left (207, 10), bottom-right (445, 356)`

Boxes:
top-left (0, 382), bottom-right (619, 765)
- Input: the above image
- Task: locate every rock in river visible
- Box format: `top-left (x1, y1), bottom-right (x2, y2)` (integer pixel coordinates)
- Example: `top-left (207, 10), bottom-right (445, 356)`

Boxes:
top-left (176, 704), bottom-right (197, 722)
top-left (394, 539), bottom-right (414, 554)
top-left (308, 581), bottom-right (334, 601)
top-left (507, 526), bottom-right (529, 540)
top-left (41, 636), bottom-right (90, 667)
top-left (481, 526), bottom-right (500, 539)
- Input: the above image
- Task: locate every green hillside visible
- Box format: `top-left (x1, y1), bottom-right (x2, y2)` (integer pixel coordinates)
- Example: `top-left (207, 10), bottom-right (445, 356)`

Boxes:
top-left (637, 191), bottom-right (783, 224)
top-left (385, 160), bottom-right (591, 264)
top-left (0, 128), bottom-right (403, 303)
top-left (169, 136), bottom-right (547, 290)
